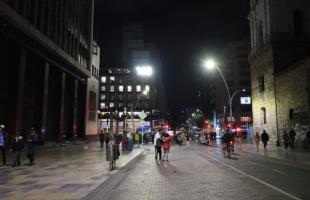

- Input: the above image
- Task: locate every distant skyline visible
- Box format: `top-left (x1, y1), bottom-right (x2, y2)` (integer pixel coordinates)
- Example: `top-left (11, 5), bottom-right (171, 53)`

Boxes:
top-left (94, 0), bottom-right (250, 114)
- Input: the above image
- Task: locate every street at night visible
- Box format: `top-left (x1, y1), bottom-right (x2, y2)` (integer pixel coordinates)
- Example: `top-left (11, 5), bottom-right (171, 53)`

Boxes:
top-left (1, 0), bottom-right (310, 199)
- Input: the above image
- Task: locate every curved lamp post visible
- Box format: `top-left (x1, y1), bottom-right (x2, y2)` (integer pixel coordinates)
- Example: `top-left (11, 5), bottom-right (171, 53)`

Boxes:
top-left (204, 59), bottom-right (245, 123)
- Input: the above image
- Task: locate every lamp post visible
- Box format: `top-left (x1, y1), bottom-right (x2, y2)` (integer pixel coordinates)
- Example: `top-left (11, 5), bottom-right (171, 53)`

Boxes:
top-left (204, 59), bottom-right (245, 124)
top-left (129, 65), bottom-right (153, 133)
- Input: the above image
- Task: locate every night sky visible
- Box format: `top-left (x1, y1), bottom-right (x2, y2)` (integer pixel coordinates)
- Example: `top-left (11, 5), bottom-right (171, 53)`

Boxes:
top-left (94, 0), bottom-right (250, 115)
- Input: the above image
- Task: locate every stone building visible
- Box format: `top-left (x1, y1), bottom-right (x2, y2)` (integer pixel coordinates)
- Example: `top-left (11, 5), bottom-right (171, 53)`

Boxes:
top-left (248, 0), bottom-right (310, 141)
top-left (0, 0), bottom-right (95, 142)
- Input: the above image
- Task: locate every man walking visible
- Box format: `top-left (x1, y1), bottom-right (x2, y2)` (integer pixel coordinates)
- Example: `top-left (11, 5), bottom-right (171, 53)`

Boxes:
top-left (98, 129), bottom-right (105, 149)
top-left (154, 128), bottom-right (162, 160)
top-left (11, 132), bottom-right (24, 167)
top-left (0, 125), bottom-right (7, 165)
top-left (261, 130), bottom-right (269, 150)
top-left (26, 128), bottom-right (37, 166)
top-left (289, 128), bottom-right (296, 151)
top-left (282, 130), bottom-right (290, 150)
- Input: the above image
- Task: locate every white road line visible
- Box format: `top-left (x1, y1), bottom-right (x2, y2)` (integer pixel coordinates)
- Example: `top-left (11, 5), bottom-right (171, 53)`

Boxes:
top-left (208, 156), bottom-right (303, 200)
top-left (272, 169), bottom-right (286, 175)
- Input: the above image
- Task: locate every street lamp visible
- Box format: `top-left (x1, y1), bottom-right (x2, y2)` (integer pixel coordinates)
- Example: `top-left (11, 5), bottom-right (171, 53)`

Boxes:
top-left (204, 59), bottom-right (245, 124)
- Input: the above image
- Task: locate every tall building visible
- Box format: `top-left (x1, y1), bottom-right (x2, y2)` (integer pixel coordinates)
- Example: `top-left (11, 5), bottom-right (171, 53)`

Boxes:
top-left (98, 67), bottom-right (157, 131)
top-left (208, 40), bottom-right (252, 129)
top-left (0, 0), bottom-right (95, 141)
top-left (248, 0), bottom-right (310, 141)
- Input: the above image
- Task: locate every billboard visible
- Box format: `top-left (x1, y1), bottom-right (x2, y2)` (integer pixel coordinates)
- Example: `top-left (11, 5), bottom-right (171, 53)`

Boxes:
top-left (240, 97), bottom-right (251, 104)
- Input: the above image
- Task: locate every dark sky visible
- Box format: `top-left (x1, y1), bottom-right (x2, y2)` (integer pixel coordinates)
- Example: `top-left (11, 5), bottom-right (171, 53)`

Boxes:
top-left (94, 0), bottom-right (250, 115)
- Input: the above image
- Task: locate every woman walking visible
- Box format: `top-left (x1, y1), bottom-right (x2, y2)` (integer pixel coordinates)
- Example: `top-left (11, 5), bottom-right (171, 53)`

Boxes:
top-left (253, 132), bottom-right (261, 152)
top-left (162, 132), bottom-right (171, 161)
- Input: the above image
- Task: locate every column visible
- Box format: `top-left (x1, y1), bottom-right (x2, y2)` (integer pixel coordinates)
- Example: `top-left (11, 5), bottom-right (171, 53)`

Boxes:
top-left (15, 48), bottom-right (26, 133)
top-left (72, 79), bottom-right (78, 144)
top-left (41, 62), bottom-right (49, 144)
top-left (59, 72), bottom-right (66, 142)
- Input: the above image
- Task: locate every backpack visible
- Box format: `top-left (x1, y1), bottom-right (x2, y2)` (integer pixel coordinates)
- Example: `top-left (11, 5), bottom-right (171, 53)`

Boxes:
top-left (155, 138), bottom-right (162, 147)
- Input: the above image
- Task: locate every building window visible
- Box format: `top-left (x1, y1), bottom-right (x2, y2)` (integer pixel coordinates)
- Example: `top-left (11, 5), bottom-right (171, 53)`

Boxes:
top-left (127, 85), bottom-right (132, 92)
top-left (100, 94), bottom-right (106, 100)
top-left (119, 94), bottom-right (123, 100)
top-left (101, 76), bottom-right (106, 83)
top-left (261, 107), bottom-right (266, 124)
top-left (110, 76), bottom-right (115, 83)
top-left (257, 21), bottom-right (264, 48)
top-left (119, 102), bottom-right (124, 108)
top-left (110, 85), bottom-right (115, 92)
top-left (110, 102), bottom-right (114, 108)
top-left (289, 108), bottom-right (294, 120)
top-left (136, 85), bottom-right (141, 92)
top-left (101, 86), bottom-right (106, 92)
top-left (145, 85), bottom-right (150, 92)
top-left (258, 76), bottom-right (265, 92)
top-left (100, 103), bottom-right (106, 109)
top-left (119, 85), bottom-right (124, 92)
top-left (88, 91), bottom-right (97, 121)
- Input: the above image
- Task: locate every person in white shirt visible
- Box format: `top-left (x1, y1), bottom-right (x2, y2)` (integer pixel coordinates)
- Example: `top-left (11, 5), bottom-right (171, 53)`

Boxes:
top-left (154, 128), bottom-right (162, 160)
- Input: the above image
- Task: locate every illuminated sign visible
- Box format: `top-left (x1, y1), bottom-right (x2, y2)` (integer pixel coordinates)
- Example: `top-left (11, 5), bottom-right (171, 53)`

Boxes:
top-left (240, 97), bottom-right (251, 104)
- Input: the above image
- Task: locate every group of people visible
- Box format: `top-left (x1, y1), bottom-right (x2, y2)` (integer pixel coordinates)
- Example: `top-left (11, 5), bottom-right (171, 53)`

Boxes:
top-left (0, 125), bottom-right (38, 167)
top-left (253, 130), bottom-right (269, 152)
top-left (154, 127), bottom-right (172, 161)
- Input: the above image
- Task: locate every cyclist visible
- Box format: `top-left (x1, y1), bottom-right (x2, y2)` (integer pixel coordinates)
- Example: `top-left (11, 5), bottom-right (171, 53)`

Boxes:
top-left (221, 129), bottom-right (233, 157)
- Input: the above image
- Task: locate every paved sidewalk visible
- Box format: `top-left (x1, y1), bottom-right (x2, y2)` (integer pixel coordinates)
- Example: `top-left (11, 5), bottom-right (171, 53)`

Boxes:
top-left (0, 141), bottom-right (144, 200)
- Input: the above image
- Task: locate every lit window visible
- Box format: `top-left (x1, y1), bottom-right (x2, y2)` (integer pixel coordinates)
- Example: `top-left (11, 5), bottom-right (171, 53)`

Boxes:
top-left (100, 94), bottom-right (106, 100)
top-left (100, 103), bottom-right (105, 109)
top-left (101, 86), bottom-right (106, 92)
top-left (110, 102), bottom-right (114, 108)
top-left (101, 76), bottom-right (106, 83)
top-left (110, 85), bottom-right (114, 92)
top-left (127, 85), bottom-right (132, 92)
top-left (136, 85), bottom-right (141, 92)
top-left (119, 85), bottom-right (124, 92)
top-left (145, 85), bottom-right (150, 92)
top-left (110, 76), bottom-right (115, 83)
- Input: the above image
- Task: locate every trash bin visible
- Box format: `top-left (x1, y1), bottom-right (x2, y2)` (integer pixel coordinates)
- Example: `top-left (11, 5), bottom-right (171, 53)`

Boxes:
top-left (106, 142), bottom-right (118, 170)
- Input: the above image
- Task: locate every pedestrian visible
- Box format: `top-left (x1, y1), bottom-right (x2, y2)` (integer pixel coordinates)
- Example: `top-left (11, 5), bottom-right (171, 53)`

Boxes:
top-left (134, 131), bottom-right (140, 148)
top-left (253, 132), bottom-right (261, 152)
top-left (26, 128), bottom-right (37, 166)
top-left (186, 130), bottom-right (191, 148)
top-left (11, 132), bottom-right (24, 167)
top-left (282, 130), bottom-right (290, 150)
top-left (154, 128), bottom-right (162, 160)
top-left (0, 125), bottom-right (7, 165)
top-left (99, 129), bottom-right (105, 149)
top-left (162, 132), bottom-right (171, 161)
top-left (114, 132), bottom-right (122, 158)
top-left (289, 128), bottom-right (296, 151)
top-left (105, 132), bottom-right (110, 151)
top-left (261, 130), bottom-right (269, 150)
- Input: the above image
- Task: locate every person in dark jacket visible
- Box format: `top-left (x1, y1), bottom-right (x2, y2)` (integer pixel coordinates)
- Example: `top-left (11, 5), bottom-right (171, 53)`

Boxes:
top-left (12, 132), bottom-right (24, 167)
top-left (98, 129), bottom-right (105, 149)
top-left (261, 130), bottom-right (269, 149)
top-left (282, 130), bottom-right (290, 150)
top-left (0, 125), bottom-right (7, 165)
top-left (289, 128), bottom-right (296, 151)
top-left (26, 128), bottom-right (37, 166)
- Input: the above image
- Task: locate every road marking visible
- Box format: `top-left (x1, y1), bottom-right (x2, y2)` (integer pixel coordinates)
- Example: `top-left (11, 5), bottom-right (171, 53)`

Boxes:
top-left (272, 169), bottom-right (286, 175)
top-left (248, 161), bottom-right (258, 165)
top-left (208, 156), bottom-right (303, 200)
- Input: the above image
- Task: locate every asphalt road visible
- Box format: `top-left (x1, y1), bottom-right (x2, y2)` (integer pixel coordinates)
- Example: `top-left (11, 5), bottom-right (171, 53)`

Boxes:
top-left (84, 142), bottom-right (310, 200)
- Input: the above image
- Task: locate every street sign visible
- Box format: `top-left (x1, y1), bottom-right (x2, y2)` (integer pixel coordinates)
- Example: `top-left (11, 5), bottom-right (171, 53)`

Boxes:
top-left (138, 111), bottom-right (147, 120)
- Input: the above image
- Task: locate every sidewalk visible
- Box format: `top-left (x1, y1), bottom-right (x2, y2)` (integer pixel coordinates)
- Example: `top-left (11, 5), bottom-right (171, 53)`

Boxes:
top-left (0, 141), bottom-right (144, 200)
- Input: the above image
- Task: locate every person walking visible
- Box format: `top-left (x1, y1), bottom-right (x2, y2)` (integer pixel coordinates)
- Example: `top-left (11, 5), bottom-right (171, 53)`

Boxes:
top-left (134, 131), bottom-right (140, 148)
top-left (289, 128), bottom-right (296, 151)
top-left (261, 130), bottom-right (269, 150)
top-left (11, 132), bottom-right (24, 167)
top-left (186, 130), bottom-right (191, 148)
top-left (282, 130), bottom-right (290, 150)
top-left (99, 129), bottom-right (105, 149)
top-left (253, 132), bottom-right (261, 152)
top-left (0, 125), bottom-right (7, 165)
top-left (162, 132), bottom-right (171, 161)
top-left (154, 128), bottom-right (162, 160)
top-left (26, 128), bottom-right (37, 166)
top-left (105, 132), bottom-right (110, 151)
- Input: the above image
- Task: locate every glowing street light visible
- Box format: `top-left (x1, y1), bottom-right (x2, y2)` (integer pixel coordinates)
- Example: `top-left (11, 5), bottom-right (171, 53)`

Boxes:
top-left (204, 59), bottom-right (245, 123)
top-left (135, 66), bottom-right (153, 77)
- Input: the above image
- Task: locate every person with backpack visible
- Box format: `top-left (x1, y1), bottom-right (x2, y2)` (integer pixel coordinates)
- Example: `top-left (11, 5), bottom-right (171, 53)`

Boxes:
top-left (154, 128), bottom-right (162, 160)
top-left (261, 130), bottom-right (269, 150)
top-left (282, 130), bottom-right (290, 150)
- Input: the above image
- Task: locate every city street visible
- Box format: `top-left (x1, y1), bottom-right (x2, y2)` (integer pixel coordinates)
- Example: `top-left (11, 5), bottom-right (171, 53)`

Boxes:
top-left (85, 141), bottom-right (310, 200)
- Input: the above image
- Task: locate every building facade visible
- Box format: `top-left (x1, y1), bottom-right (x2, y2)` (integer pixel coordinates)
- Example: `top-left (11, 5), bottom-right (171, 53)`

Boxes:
top-left (99, 67), bottom-right (158, 132)
top-left (0, 0), bottom-right (94, 142)
top-left (248, 0), bottom-right (310, 141)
